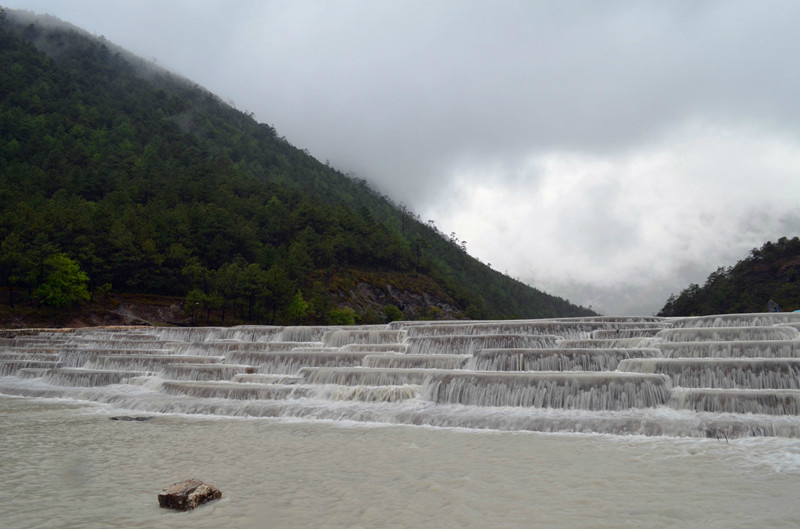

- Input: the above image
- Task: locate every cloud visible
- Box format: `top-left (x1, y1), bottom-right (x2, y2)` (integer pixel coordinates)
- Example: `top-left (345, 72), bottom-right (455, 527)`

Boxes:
top-left (429, 120), bottom-right (800, 313)
top-left (7, 0), bottom-right (800, 314)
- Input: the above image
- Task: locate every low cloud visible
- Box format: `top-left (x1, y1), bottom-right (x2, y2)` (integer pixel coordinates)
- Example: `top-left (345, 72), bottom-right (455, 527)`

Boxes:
top-left (430, 121), bottom-right (800, 313)
top-left (8, 0), bottom-right (800, 313)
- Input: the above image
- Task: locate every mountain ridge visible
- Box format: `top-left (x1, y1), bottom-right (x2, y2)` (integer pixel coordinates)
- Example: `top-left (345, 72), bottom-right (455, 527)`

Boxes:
top-left (0, 8), bottom-right (595, 325)
top-left (658, 236), bottom-right (800, 316)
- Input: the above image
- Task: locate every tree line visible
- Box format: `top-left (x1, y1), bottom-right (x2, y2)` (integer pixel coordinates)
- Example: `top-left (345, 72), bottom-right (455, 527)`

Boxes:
top-left (0, 12), bottom-right (595, 323)
top-left (658, 237), bottom-right (800, 316)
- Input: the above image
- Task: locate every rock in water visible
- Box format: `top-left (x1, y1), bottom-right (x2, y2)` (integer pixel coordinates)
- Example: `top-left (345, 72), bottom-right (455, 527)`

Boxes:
top-left (157, 478), bottom-right (221, 511)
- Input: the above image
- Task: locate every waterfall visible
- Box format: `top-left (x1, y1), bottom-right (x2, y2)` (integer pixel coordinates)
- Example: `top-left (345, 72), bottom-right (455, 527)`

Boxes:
top-left (465, 348), bottom-right (661, 371)
top-left (161, 363), bottom-right (257, 381)
top-left (671, 313), bottom-right (800, 328)
top-left (44, 368), bottom-right (150, 386)
top-left (280, 326), bottom-right (336, 342)
top-left (227, 351), bottom-right (376, 374)
top-left (399, 321), bottom-right (656, 339)
top-left (405, 334), bottom-right (559, 355)
top-left (657, 326), bottom-right (800, 342)
top-left (298, 367), bottom-right (437, 386)
top-left (619, 358), bottom-right (800, 389)
top-left (590, 328), bottom-right (663, 339)
top-left (362, 354), bottom-right (469, 369)
top-left (658, 340), bottom-right (800, 358)
top-left (162, 380), bottom-right (310, 400)
top-left (558, 338), bottom-right (651, 349)
top-left (322, 330), bottom-right (406, 347)
top-left (2, 312), bottom-right (800, 438)
top-left (0, 359), bottom-right (61, 375)
top-left (421, 372), bottom-right (672, 410)
top-left (672, 388), bottom-right (800, 415)
top-left (341, 343), bottom-right (409, 353)
top-left (83, 354), bottom-right (224, 371)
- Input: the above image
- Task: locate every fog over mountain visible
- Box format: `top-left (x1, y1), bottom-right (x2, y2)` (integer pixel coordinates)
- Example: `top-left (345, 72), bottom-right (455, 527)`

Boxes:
top-left (7, 0), bottom-right (800, 315)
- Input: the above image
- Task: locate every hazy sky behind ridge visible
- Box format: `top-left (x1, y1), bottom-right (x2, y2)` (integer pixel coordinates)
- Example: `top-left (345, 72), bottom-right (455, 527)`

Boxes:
top-left (6, 0), bottom-right (800, 315)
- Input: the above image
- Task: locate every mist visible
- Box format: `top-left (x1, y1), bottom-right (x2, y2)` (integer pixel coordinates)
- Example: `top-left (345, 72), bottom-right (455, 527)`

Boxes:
top-left (6, 0), bottom-right (800, 314)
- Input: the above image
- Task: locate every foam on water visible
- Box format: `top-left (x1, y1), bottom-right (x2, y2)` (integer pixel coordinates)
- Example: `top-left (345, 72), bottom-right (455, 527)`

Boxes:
top-left (466, 347), bottom-right (661, 371)
top-left (1, 312), bottom-right (799, 439)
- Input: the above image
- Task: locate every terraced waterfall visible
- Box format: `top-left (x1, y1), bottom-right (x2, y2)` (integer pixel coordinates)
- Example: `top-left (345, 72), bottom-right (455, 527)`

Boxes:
top-left (2, 312), bottom-right (800, 438)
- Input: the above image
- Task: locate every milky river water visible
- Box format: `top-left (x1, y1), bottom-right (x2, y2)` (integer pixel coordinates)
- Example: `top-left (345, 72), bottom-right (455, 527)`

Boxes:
top-left (3, 395), bottom-right (800, 529)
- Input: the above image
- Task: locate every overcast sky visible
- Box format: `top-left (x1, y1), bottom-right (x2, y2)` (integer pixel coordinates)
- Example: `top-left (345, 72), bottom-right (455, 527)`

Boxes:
top-left (7, 0), bottom-right (800, 315)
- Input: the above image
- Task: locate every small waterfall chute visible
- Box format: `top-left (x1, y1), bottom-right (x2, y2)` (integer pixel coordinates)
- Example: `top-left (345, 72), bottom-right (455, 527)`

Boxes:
top-left (618, 358), bottom-right (800, 389)
top-left (405, 334), bottom-right (559, 355)
top-left (362, 354), bottom-right (469, 370)
top-left (421, 372), bottom-right (672, 410)
top-left (2, 312), bottom-right (800, 438)
top-left (466, 348), bottom-right (662, 372)
top-left (657, 326), bottom-right (800, 342)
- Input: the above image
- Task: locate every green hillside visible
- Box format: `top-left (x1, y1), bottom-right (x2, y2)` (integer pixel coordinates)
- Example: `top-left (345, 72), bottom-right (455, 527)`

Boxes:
top-left (0, 8), bottom-right (595, 325)
top-left (658, 237), bottom-right (800, 316)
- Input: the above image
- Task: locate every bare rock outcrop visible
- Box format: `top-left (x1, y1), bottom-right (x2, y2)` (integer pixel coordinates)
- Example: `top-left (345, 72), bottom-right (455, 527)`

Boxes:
top-left (157, 478), bottom-right (221, 511)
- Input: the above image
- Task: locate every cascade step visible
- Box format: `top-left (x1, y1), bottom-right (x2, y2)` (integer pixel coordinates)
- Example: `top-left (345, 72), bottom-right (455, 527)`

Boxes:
top-left (466, 348), bottom-right (662, 371)
top-left (341, 343), bottom-right (409, 353)
top-left (671, 388), bottom-right (800, 415)
top-left (406, 334), bottom-right (559, 355)
top-left (161, 380), bottom-right (419, 403)
top-left (280, 326), bottom-right (338, 342)
top-left (397, 320), bottom-right (666, 338)
top-left (557, 338), bottom-right (650, 349)
top-left (362, 354), bottom-right (470, 369)
top-left (16, 367), bottom-right (52, 378)
top-left (57, 349), bottom-right (183, 368)
top-left (84, 355), bottom-right (225, 371)
top-left (142, 326), bottom-right (284, 343)
top-left (227, 351), bottom-right (377, 374)
top-left (298, 367), bottom-right (442, 386)
top-left (0, 360), bottom-right (61, 375)
top-left (657, 326), bottom-right (800, 342)
top-left (44, 368), bottom-right (150, 386)
top-left (618, 358), bottom-right (800, 389)
top-left (3, 312), bottom-right (800, 437)
top-left (162, 380), bottom-right (311, 400)
top-left (161, 363), bottom-right (258, 381)
top-left (658, 341), bottom-right (800, 359)
top-left (322, 329), bottom-right (407, 347)
top-left (421, 372), bottom-right (672, 410)
top-left (0, 352), bottom-right (60, 362)
top-left (231, 373), bottom-right (302, 384)
top-left (591, 328), bottom-right (662, 339)
top-left (671, 313), bottom-right (800, 328)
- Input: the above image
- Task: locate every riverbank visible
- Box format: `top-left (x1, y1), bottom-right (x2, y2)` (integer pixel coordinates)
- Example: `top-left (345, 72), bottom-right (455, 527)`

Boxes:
top-left (0, 294), bottom-right (185, 329)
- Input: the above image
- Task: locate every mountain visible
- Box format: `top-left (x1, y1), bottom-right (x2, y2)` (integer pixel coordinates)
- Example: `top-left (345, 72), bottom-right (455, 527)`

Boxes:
top-left (657, 236), bottom-right (800, 316)
top-left (0, 8), bottom-right (595, 325)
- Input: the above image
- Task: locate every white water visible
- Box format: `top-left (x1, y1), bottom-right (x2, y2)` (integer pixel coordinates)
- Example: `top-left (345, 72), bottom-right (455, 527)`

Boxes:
top-left (2, 313), bottom-right (800, 438)
top-left (2, 313), bottom-right (800, 526)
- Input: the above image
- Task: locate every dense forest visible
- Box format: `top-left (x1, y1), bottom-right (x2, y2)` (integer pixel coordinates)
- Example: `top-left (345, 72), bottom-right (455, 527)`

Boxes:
top-left (0, 8), bottom-right (594, 326)
top-left (658, 237), bottom-right (800, 317)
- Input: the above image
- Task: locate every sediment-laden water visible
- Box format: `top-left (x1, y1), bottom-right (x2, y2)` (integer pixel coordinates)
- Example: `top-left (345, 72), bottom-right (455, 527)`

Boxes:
top-left (2, 396), bottom-right (800, 529)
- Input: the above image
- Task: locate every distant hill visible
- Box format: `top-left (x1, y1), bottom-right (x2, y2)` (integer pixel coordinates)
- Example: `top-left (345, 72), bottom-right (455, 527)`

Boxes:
top-left (0, 8), bottom-right (595, 325)
top-left (658, 237), bottom-right (800, 316)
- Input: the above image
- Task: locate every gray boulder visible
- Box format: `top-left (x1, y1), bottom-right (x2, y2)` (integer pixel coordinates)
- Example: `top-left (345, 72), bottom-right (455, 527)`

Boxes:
top-left (157, 478), bottom-right (221, 511)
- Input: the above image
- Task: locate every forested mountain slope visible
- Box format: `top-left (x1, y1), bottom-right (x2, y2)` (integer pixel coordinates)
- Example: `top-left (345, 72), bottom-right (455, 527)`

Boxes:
top-left (658, 237), bottom-right (800, 316)
top-left (0, 8), bottom-right (594, 325)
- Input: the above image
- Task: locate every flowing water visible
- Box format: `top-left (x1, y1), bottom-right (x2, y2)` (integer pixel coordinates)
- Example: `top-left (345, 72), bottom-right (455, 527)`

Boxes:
top-left (2, 313), bottom-right (800, 527)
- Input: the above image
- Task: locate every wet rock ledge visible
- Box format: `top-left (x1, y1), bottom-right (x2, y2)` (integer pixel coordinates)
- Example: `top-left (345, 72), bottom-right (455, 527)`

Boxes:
top-left (158, 478), bottom-right (221, 511)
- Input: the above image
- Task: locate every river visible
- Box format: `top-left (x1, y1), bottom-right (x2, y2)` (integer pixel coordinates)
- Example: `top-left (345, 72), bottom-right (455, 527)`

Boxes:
top-left (3, 395), bottom-right (799, 529)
